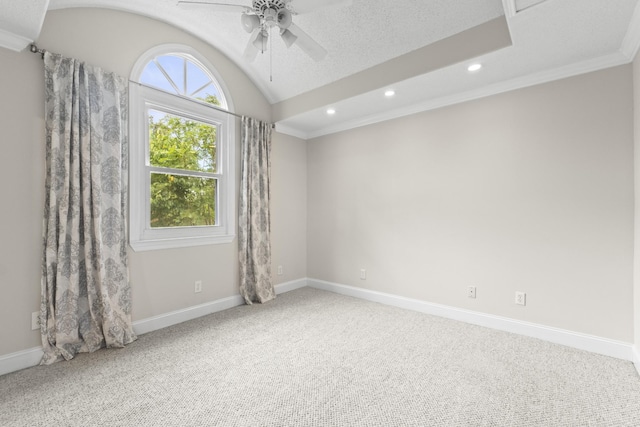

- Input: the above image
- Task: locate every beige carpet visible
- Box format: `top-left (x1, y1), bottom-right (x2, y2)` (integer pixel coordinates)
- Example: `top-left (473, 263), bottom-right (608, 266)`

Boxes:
top-left (1, 287), bottom-right (639, 426)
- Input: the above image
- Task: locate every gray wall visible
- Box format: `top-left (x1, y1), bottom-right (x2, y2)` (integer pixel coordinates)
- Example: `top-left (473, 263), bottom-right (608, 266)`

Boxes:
top-left (634, 53), bottom-right (640, 353)
top-left (0, 46), bottom-right (44, 356)
top-left (0, 8), bottom-right (308, 357)
top-left (271, 133), bottom-right (308, 283)
top-left (307, 65), bottom-right (634, 342)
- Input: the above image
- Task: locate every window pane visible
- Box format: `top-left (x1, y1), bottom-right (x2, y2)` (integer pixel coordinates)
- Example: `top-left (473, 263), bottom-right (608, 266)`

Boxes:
top-left (186, 61), bottom-right (212, 96)
top-left (192, 83), bottom-right (221, 106)
top-left (140, 61), bottom-right (176, 93)
top-left (149, 109), bottom-right (217, 173)
top-left (150, 173), bottom-right (217, 228)
top-left (138, 54), bottom-right (228, 109)
top-left (156, 55), bottom-right (185, 94)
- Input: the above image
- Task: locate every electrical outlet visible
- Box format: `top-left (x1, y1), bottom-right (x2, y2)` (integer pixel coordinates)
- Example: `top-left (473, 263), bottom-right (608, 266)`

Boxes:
top-left (360, 269), bottom-right (366, 280)
top-left (31, 311), bottom-right (40, 330)
top-left (194, 280), bottom-right (202, 293)
top-left (277, 265), bottom-right (283, 276)
top-left (467, 286), bottom-right (476, 299)
top-left (515, 291), bottom-right (526, 306)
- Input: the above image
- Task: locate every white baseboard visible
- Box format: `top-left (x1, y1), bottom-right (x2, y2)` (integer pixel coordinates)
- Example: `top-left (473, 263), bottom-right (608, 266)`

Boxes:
top-left (275, 278), bottom-right (308, 294)
top-left (1, 278), bottom-right (634, 376)
top-left (308, 278), bottom-right (635, 362)
top-left (133, 278), bottom-right (306, 335)
top-left (0, 278), bottom-right (308, 377)
top-left (633, 346), bottom-right (640, 377)
top-left (0, 346), bottom-right (44, 377)
top-left (132, 295), bottom-right (245, 335)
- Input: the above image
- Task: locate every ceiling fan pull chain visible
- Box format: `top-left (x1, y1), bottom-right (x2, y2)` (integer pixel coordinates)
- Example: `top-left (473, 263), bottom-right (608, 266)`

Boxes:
top-left (270, 26), bottom-right (273, 82)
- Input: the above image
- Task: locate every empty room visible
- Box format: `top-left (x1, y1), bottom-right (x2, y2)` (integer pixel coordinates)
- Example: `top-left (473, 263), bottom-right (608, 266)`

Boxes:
top-left (1, 0), bottom-right (640, 425)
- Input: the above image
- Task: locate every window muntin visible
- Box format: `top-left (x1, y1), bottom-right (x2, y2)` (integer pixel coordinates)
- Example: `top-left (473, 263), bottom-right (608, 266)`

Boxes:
top-left (130, 46), bottom-right (235, 251)
top-left (140, 54), bottom-right (227, 108)
top-left (147, 109), bottom-right (220, 228)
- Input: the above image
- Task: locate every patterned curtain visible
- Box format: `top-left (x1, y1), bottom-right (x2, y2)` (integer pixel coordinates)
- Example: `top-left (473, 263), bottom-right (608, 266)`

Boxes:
top-left (40, 52), bottom-right (136, 365)
top-left (238, 116), bottom-right (275, 304)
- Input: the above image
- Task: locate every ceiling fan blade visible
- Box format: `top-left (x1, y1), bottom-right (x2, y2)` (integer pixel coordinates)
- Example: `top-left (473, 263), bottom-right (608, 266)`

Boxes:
top-left (287, 23), bottom-right (327, 61)
top-left (177, 1), bottom-right (250, 13)
top-left (243, 29), bottom-right (261, 62)
top-left (290, 0), bottom-right (351, 14)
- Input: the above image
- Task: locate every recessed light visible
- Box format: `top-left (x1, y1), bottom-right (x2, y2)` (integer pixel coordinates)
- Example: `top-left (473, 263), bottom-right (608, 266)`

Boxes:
top-left (385, 90), bottom-right (396, 97)
top-left (326, 108), bottom-right (336, 115)
top-left (467, 63), bottom-right (482, 72)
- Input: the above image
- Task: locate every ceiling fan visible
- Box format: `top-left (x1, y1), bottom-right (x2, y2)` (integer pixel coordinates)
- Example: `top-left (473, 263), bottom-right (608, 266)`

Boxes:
top-left (177, 0), bottom-right (348, 62)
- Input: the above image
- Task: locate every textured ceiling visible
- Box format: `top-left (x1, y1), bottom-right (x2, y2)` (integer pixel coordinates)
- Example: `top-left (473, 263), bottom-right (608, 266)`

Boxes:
top-left (279, 0), bottom-right (640, 138)
top-left (45, 0), bottom-right (505, 103)
top-left (1, 0), bottom-right (639, 138)
top-left (0, 0), bottom-right (49, 50)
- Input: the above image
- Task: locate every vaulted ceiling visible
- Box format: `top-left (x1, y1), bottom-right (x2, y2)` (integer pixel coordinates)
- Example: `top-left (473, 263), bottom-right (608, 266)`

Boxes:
top-left (1, 0), bottom-right (638, 138)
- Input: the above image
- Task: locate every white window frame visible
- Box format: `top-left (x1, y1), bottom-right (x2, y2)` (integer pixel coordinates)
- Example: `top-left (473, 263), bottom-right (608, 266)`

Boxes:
top-left (129, 44), bottom-right (236, 251)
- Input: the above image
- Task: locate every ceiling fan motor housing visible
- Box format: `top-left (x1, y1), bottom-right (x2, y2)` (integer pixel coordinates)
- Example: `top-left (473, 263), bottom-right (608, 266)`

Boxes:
top-left (252, 0), bottom-right (288, 13)
top-left (240, 0), bottom-right (326, 62)
top-left (252, 0), bottom-right (292, 28)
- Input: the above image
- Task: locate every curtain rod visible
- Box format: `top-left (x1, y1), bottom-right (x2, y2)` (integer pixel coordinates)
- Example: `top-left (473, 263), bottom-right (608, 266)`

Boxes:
top-left (131, 80), bottom-right (246, 120)
top-left (29, 43), bottom-right (276, 129)
top-left (30, 44), bottom-right (46, 58)
top-left (131, 81), bottom-right (276, 130)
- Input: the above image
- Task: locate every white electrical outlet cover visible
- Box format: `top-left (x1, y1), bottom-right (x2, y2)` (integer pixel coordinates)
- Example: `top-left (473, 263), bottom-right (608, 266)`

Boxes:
top-left (31, 312), bottom-right (40, 330)
top-left (468, 286), bottom-right (476, 298)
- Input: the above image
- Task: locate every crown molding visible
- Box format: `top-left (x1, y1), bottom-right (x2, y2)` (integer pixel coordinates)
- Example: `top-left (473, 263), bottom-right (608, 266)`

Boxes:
top-left (274, 122), bottom-right (309, 140)
top-left (0, 28), bottom-right (32, 52)
top-left (621, 0), bottom-right (640, 61)
top-left (299, 51), bottom-right (628, 140)
top-left (502, 0), bottom-right (517, 18)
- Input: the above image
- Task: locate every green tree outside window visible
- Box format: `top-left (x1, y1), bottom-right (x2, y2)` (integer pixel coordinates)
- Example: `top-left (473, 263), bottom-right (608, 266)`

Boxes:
top-left (149, 95), bottom-right (221, 228)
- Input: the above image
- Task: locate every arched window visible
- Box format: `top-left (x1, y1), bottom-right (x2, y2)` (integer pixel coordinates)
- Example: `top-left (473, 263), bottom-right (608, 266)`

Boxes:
top-left (139, 53), bottom-right (228, 108)
top-left (129, 45), bottom-right (235, 251)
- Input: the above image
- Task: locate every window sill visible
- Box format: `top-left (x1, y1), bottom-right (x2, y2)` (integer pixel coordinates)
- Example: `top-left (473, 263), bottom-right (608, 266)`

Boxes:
top-left (129, 234), bottom-right (235, 251)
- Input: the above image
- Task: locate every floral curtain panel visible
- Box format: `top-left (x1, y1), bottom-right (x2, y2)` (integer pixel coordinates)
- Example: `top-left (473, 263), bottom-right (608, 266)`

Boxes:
top-left (41, 52), bottom-right (136, 364)
top-left (238, 116), bottom-right (275, 304)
